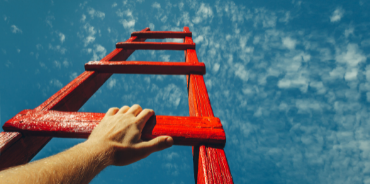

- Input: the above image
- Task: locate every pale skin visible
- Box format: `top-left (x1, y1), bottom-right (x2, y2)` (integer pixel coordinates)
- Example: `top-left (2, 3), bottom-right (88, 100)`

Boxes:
top-left (0, 104), bottom-right (174, 184)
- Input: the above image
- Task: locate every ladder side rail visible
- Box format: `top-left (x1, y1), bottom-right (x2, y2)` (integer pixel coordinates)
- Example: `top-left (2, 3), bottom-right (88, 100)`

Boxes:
top-left (184, 27), bottom-right (233, 184)
top-left (0, 28), bottom-right (150, 171)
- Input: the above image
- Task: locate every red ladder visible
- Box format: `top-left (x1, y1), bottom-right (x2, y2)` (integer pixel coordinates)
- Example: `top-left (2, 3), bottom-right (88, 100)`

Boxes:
top-left (0, 27), bottom-right (233, 183)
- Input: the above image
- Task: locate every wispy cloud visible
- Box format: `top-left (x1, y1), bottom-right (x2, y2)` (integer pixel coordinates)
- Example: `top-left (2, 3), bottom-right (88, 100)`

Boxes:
top-left (48, 44), bottom-right (66, 54)
top-left (282, 37), bottom-right (297, 50)
top-left (58, 32), bottom-right (65, 43)
top-left (81, 23), bottom-right (97, 46)
top-left (152, 2), bottom-right (161, 9)
top-left (87, 7), bottom-right (105, 20)
top-left (120, 19), bottom-right (135, 29)
top-left (91, 44), bottom-right (106, 61)
top-left (49, 79), bottom-right (63, 88)
top-left (330, 8), bottom-right (344, 22)
top-left (10, 25), bottom-right (22, 33)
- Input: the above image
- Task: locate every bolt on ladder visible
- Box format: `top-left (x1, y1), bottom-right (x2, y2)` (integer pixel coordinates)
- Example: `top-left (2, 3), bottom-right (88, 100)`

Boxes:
top-left (0, 27), bottom-right (233, 183)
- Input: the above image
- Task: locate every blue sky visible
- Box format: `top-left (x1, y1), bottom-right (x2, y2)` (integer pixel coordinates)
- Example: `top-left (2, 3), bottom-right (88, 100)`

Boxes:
top-left (2, 0), bottom-right (370, 183)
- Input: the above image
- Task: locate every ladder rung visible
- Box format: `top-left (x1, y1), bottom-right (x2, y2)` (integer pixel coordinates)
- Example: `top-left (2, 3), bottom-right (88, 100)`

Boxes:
top-left (116, 42), bottom-right (195, 50)
top-left (3, 110), bottom-right (226, 147)
top-left (131, 31), bottom-right (192, 39)
top-left (85, 61), bottom-right (205, 75)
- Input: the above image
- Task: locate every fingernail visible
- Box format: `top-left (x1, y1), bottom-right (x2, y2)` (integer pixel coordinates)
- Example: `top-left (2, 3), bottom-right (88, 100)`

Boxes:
top-left (166, 137), bottom-right (174, 146)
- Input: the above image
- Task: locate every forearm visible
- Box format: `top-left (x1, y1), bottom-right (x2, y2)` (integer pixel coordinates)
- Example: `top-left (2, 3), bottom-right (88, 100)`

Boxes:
top-left (0, 105), bottom-right (173, 183)
top-left (0, 141), bottom-right (112, 184)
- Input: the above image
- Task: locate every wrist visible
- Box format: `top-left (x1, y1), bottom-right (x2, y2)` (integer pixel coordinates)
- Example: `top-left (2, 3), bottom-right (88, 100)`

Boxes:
top-left (79, 140), bottom-right (114, 168)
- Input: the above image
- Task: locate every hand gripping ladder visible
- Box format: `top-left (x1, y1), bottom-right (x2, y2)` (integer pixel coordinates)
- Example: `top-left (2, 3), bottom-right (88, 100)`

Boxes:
top-left (0, 27), bottom-right (233, 183)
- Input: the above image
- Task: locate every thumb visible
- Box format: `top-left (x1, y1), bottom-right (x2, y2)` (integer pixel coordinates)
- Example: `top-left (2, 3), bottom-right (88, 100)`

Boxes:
top-left (137, 136), bottom-right (174, 155)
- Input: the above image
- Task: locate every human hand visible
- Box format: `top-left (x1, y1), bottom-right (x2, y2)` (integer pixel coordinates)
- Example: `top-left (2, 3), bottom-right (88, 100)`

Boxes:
top-left (86, 104), bottom-right (173, 166)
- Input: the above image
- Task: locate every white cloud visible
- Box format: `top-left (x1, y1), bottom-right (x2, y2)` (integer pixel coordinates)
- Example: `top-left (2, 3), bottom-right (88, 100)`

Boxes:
top-left (50, 79), bottom-right (63, 88)
top-left (87, 8), bottom-right (105, 20)
top-left (152, 2), bottom-right (161, 9)
top-left (82, 23), bottom-right (97, 46)
top-left (165, 152), bottom-right (179, 160)
top-left (179, 2), bottom-right (184, 10)
top-left (112, 2), bottom-right (117, 7)
top-left (330, 8), bottom-right (344, 22)
top-left (213, 63), bottom-right (220, 73)
top-left (84, 36), bottom-right (95, 46)
top-left (160, 15), bottom-right (168, 23)
top-left (329, 66), bottom-right (345, 79)
top-left (192, 3), bottom-right (213, 24)
top-left (80, 14), bottom-right (86, 22)
top-left (194, 35), bottom-right (204, 44)
top-left (91, 44), bottom-right (107, 61)
top-left (335, 44), bottom-right (366, 67)
top-left (48, 44), bottom-right (67, 54)
top-left (11, 25), bottom-right (22, 33)
top-left (58, 32), bottom-right (65, 43)
top-left (160, 54), bottom-right (170, 61)
top-left (344, 27), bottom-right (354, 38)
top-left (156, 84), bottom-right (182, 108)
top-left (344, 68), bottom-right (358, 81)
top-left (120, 19), bottom-right (135, 28)
top-left (309, 81), bottom-right (326, 94)
top-left (149, 23), bottom-right (155, 30)
top-left (282, 37), bottom-right (297, 50)
top-left (53, 60), bottom-right (61, 69)
top-left (63, 60), bottom-right (69, 68)
top-left (277, 77), bottom-right (308, 92)
top-left (46, 15), bottom-right (54, 28)
top-left (296, 99), bottom-right (322, 112)
top-left (234, 63), bottom-right (249, 81)
top-left (107, 78), bottom-right (116, 89)
top-left (69, 72), bottom-right (78, 80)
top-left (253, 8), bottom-right (277, 28)
top-left (279, 11), bottom-right (291, 23)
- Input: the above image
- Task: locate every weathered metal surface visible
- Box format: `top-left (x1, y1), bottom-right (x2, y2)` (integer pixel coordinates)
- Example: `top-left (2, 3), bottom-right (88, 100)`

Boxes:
top-left (116, 42), bottom-right (195, 50)
top-left (131, 31), bottom-right (192, 38)
top-left (3, 110), bottom-right (225, 146)
top-left (85, 61), bottom-right (206, 75)
top-left (0, 28), bottom-right (151, 171)
top-left (184, 26), bottom-right (234, 184)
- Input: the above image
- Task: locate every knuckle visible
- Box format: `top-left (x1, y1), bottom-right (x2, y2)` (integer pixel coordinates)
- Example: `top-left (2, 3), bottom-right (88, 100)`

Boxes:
top-left (132, 104), bottom-right (142, 109)
top-left (110, 107), bottom-right (119, 111)
top-left (143, 109), bottom-right (154, 115)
